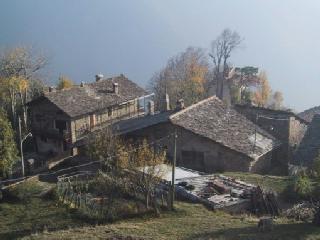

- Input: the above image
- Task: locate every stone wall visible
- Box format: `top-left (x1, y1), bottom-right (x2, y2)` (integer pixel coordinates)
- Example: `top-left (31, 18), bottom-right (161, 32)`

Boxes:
top-left (29, 99), bottom-right (71, 155)
top-left (293, 115), bottom-right (320, 166)
top-left (125, 122), bottom-right (271, 174)
top-left (234, 105), bottom-right (308, 168)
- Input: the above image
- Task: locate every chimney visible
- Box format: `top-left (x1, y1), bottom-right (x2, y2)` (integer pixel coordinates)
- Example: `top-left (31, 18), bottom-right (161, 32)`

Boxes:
top-left (95, 74), bottom-right (104, 82)
top-left (48, 86), bottom-right (56, 92)
top-left (80, 81), bottom-right (85, 87)
top-left (113, 82), bottom-right (119, 94)
top-left (147, 100), bottom-right (155, 115)
top-left (159, 93), bottom-right (170, 112)
top-left (176, 99), bottom-right (185, 110)
top-left (164, 93), bottom-right (170, 111)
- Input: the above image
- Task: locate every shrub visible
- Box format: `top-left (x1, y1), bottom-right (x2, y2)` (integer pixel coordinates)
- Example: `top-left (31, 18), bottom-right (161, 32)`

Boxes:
top-left (284, 174), bottom-right (313, 202)
top-left (312, 183), bottom-right (320, 201)
top-left (4, 180), bottom-right (43, 202)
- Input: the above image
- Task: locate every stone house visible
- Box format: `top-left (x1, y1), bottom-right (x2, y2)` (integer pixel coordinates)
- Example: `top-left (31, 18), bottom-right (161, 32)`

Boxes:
top-left (294, 104), bottom-right (320, 166)
top-left (234, 104), bottom-right (308, 169)
top-left (27, 74), bottom-right (149, 158)
top-left (116, 96), bottom-right (281, 174)
top-left (293, 114), bottom-right (320, 166)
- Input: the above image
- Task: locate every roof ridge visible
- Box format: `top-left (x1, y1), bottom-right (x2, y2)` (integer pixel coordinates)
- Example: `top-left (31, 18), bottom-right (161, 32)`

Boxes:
top-left (169, 96), bottom-right (220, 120)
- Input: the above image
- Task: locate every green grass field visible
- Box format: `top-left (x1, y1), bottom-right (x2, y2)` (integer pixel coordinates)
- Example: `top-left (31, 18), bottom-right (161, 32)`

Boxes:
top-left (20, 202), bottom-right (320, 240)
top-left (1, 174), bottom-right (320, 240)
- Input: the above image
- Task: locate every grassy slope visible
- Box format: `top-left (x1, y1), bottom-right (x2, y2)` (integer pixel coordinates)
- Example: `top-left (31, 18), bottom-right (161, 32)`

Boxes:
top-left (22, 202), bottom-right (320, 240)
top-left (1, 174), bottom-right (320, 240)
top-left (223, 172), bottom-right (292, 193)
top-left (0, 178), bottom-right (85, 239)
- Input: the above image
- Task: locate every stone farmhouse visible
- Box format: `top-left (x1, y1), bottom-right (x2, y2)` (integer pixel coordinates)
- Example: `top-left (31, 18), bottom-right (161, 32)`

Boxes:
top-left (234, 104), bottom-right (308, 170)
top-left (116, 96), bottom-right (281, 174)
top-left (27, 74), bottom-right (150, 158)
top-left (28, 73), bottom-right (310, 174)
top-left (292, 106), bottom-right (320, 166)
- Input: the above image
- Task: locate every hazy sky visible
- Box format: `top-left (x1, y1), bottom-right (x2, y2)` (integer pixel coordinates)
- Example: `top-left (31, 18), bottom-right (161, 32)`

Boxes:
top-left (1, 0), bottom-right (319, 111)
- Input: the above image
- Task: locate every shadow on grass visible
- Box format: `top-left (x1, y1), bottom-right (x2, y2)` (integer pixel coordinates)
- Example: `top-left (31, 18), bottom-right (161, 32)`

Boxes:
top-left (185, 222), bottom-right (320, 240)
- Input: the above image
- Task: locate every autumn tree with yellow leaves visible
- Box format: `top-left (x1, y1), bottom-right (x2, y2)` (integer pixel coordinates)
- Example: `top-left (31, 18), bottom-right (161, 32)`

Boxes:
top-left (0, 47), bottom-right (46, 129)
top-left (87, 128), bottom-right (166, 209)
top-left (149, 47), bottom-right (209, 108)
top-left (252, 71), bottom-right (272, 107)
top-left (57, 75), bottom-right (74, 90)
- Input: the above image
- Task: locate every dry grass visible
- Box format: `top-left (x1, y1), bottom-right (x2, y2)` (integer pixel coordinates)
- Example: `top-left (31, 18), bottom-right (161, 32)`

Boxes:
top-left (1, 175), bottom-right (320, 240)
top-left (19, 202), bottom-right (320, 240)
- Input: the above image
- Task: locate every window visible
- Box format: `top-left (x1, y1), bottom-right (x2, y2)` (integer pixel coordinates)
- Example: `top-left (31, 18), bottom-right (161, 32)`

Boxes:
top-left (55, 120), bottom-right (67, 134)
top-left (40, 136), bottom-right (48, 143)
top-left (108, 108), bottom-right (113, 117)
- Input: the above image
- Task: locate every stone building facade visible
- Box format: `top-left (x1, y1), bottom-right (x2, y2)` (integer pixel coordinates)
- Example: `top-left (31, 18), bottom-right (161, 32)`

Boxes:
top-left (118, 97), bottom-right (280, 174)
top-left (28, 74), bottom-right (148, 158)
top-left (293, 114), bottom-right (320, 166)
top-left (234, 104), bottom-right (308, 169)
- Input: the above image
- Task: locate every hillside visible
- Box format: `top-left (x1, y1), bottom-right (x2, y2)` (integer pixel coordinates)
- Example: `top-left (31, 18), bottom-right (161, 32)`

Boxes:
top-left (1, 174), bottom-right (320, 240)
top-left (21, 202), bottom-right (320, 240)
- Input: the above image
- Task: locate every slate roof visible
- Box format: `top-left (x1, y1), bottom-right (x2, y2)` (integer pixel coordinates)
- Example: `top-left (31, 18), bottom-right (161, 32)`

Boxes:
top-left (169, 96), bottom-right (281, 160)
top-left (28, 75), bottom-right (147, 118)
top-left (114, 111), bottom-right (174, 135)
top-left (235, 104), bottom-right (308, 124)
top-left (298, 106), bottom-right (320, 123)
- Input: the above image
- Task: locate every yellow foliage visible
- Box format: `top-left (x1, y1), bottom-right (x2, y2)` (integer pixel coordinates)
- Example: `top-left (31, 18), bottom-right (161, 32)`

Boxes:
top-left (57, 76), bottom-right (74, 90)
top-left (188, 56), bottom-right (208, 94)
top-left (19, 78), bottom-right (28, 91)
top-left (253, 71), bottom-right (271, 107)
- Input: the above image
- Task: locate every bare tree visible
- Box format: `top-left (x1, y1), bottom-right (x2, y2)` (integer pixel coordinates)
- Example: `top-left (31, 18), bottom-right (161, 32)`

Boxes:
top-left (130, 139), bottom-right (166, 209)
top-left (209, 29), bottom-right (242, 100)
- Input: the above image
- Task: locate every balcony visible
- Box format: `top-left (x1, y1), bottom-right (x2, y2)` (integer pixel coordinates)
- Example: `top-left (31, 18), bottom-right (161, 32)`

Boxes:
top-left (32, 126), bottom-right (71, 141)
top-left (74, 110), bottom-right (146, 141)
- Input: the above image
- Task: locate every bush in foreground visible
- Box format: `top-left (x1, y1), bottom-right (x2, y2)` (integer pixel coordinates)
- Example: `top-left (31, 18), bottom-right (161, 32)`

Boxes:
top-left (284, 174), bottom-right (313, 203)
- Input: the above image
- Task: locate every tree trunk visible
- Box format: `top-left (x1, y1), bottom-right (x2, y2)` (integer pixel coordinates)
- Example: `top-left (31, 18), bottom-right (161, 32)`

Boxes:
top-left (146, 191), bottom-right (149, 209)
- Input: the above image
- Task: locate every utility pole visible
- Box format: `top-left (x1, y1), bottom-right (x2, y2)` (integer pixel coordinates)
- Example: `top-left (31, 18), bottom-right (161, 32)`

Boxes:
top-left (254, 114), bottom-right (259, 152)
top-left (171, 128), bottom-right (177, 210)
top-left (18, 116), bottom-right (25, 177)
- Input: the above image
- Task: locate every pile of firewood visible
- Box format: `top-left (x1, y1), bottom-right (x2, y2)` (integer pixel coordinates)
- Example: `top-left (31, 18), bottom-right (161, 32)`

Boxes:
top-left (285, 202), bottom-right (317, 222)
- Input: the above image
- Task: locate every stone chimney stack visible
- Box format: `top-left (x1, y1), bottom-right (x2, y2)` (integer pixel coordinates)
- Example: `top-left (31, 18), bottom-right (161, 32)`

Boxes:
top-left (113, 82), bottom-right (119, 94)
top-left (95, 74), bottom-right (104, 82)
top-left (48, 86), bottom-right (56, 92)
top-left (160, 93), bottom-right (170, 112)
top-left (147, 100), bottom-right (155, 115)
top-left (176, 99), bottom-right (185, 110)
